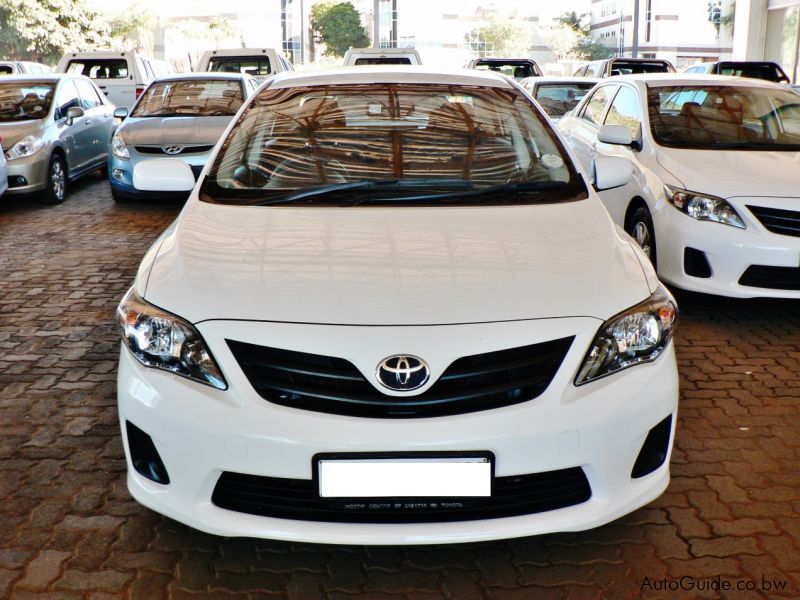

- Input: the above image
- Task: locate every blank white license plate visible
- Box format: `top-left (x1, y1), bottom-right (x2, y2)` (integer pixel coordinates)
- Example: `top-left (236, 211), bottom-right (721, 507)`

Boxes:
top-left (317, 457), bottom-right (491, 498)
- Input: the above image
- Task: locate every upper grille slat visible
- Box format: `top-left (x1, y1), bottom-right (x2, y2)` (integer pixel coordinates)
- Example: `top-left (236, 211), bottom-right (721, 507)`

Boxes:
top-left (135, 144), bottom-right (214, 155)
top-left (748, 205), bottom-right (800, 238)
top-left (227, 336), bottom-right (574, 418)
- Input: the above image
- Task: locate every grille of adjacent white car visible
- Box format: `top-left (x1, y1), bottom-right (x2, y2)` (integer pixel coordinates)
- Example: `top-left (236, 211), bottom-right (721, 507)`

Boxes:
top-left (226, 337), bottom-right (574, 418)
top-left (211, 466), bottom-right (591, 523)
top-left (739, 265), bottom-right (800, 290)
top-left (747, 205), bottom-right (800, 238)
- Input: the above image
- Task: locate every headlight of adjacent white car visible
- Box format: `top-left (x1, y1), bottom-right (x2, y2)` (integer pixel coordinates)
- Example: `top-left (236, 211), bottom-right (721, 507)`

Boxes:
top-left (4, 135), bottom-right (44, 160)
top-left (664, 185), bottom-right (745, 229)
top-left (111, 131), bottom-right (130, 159)
top-left (117, 288), bottom-right (226, 389)
top-left (575, 285), bottom-right (677, 385)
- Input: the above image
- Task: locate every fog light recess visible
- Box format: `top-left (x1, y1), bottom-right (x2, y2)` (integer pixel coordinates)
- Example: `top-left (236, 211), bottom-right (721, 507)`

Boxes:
top-left (631, 415), bottom-right (673, 479)
top-left (126, 421), bottom-right (170, 484)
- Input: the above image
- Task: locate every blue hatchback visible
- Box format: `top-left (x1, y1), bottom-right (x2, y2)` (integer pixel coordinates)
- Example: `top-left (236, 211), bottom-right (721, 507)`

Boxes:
top-left (108, 72), bottom-right (256, 201)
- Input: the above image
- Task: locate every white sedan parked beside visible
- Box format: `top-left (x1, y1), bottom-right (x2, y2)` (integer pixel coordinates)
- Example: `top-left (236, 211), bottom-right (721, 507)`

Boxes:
top-left (116, 67), bottom-right (678, 545)
top-left (559, 74), bottom-right (800, 297)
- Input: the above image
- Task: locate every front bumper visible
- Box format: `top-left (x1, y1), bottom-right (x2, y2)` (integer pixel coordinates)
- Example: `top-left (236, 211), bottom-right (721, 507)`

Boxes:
top-left (654, 198), bottom-right (800, 298)
top-left (117, 317), bottom-right (679, 545)
top-left (5, 151), bottom-right (49, 195)
top-left (109, 150), bottom-right (208, 198)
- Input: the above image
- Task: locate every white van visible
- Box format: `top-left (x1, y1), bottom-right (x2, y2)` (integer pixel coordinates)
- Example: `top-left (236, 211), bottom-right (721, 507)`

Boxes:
top-left (196, 49), bottom-right (293, 83)
top-left (343, 47), bottom-right (422, 66)
top-left (56, 51), bottom-right (173, 108)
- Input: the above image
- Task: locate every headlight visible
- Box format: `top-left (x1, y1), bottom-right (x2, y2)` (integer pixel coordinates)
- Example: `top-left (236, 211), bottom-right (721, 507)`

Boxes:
top-left (575, 285), bottom-right (677, 385)
top-left (664, 185), bottom-right (745, 229)
top-left (111, 131), bottom-right (129, 159)
top-left (116, 288), bottom-right (226, 389)
top-left (4, 135), bottom-right (44, 160)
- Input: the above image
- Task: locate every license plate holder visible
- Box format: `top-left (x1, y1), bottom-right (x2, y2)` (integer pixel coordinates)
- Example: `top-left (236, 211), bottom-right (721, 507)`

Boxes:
top-left (313, 451), bottom-right (494, 499)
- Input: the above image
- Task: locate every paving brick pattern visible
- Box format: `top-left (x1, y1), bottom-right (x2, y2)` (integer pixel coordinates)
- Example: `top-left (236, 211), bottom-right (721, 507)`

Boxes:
top-left (1, 178), bottom-right (799, 598)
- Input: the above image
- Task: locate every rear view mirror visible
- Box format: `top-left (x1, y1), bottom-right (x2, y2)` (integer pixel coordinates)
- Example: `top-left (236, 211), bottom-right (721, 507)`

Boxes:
top-left (597, 124), bottom-right (633, 146)
top-left (593, 155), bottom-right (632, 191)
top-left (114, 107), bottom-right (129, 119)
top-left (133, 158), bottom-right (195, 192)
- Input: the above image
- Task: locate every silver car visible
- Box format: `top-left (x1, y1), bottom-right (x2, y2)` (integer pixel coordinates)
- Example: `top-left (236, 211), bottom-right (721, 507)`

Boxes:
top-left (0, 74), bottom-right (115, 203)
top-left (109, 73), bottom-right (256, 201)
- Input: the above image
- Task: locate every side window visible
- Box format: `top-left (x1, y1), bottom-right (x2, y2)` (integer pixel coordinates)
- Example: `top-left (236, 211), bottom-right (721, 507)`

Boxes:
top-left (604, 86), bottom-right (642, 140)
top-left (54, 80), bottom-right (81, 120)
top-left (580, 86), bottom-right (614, 126)
top-left (74, 78), bottom-right (104, 109)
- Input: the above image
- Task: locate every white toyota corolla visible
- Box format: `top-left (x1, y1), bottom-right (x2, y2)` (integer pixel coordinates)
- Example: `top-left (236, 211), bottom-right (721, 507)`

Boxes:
top-left (558, 74), bottom-right (800, 298)
top-left (116, 67), bottom-right (678, 545)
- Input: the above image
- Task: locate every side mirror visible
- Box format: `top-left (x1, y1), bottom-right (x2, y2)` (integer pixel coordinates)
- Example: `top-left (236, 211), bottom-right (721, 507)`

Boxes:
top-left (133, 158), bottom-right (195, 192)
top-left (597, 124), bottom-right (633, 146)
top-left (113, 107), bottom-right (129, 119)
top-left (593, 154), bottom-right (632, 191)
top-left (66, 106), bottom-right (84, 124)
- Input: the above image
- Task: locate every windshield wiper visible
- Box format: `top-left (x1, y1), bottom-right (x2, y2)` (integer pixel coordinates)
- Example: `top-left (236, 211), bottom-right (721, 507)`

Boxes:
top-left (345, 180), bottom-right (570, 205)
top-left (252, 179), bottom-right (473, 206)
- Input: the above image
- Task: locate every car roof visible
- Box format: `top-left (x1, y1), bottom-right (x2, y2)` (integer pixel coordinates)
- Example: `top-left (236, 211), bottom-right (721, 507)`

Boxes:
top-left (154, 72), bottom-right (248, 82)
top-left (521, 76), bottom-right (600, 85)
top-left (268, 66), bottom-right (516, 89)
top-left (608, 73), bottom-right (791, 89)
top-left (345, 47), bottom-right (420, 55)
top-left (0, 73), bottom-right (74, 83)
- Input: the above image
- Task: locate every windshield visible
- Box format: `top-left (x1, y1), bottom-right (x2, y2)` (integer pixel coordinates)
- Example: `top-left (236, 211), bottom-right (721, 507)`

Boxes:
top-left (208, 56), bottom-right (271, 77)
top-left (201, 83), bottom-right (585, 206)
top-left (610, 60), bottom-right (673, 75)
top-left (354, 57), bottom-right (412, 65)
top-left (648, 84), bottom-right (800, 150)
top-left (475, 61), bottom-right (539, 80)
top-left (0, 82), bottom-right (54, 122)
top-left (534, 83), bottom-right (596, 117)
top-left (131, 79), bottom-right (245, 117)
top-left (716, 62), bottom-right (789, 83)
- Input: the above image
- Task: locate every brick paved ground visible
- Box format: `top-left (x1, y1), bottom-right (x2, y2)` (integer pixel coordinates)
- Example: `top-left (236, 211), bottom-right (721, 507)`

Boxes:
top-left (1, 177), bottom-right (799, 599)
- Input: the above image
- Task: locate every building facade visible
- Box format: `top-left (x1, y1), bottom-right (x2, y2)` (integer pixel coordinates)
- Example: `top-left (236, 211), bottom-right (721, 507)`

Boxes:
top-left (734, 0), bottom-right (799, 82)
top-left (589, 0), bottom-right (735, 68)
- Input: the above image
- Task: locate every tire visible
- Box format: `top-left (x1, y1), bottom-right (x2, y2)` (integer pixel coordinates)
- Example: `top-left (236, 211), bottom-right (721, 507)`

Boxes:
top-left (41, 154), bottom-right (67, 204)
top-left (626, 205), bottom-right (657, 269)
top-left (111, 188), bottom-right (129, 203)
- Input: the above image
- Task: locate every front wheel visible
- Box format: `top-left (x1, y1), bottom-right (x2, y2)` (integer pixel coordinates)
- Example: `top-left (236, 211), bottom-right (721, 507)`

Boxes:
top-left (41, 154), bottom-right (67, 204)
top-left (626, 205), bottom-right (657, 269)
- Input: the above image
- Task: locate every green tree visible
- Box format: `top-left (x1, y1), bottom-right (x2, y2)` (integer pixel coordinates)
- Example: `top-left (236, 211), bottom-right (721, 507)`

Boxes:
top-left (466, 17), bottom-right (529, 57)
top-left (311, 1), bottom-right (370, 58)
top-left (0, 0), bottom-right (111, 64)
top-left (557, 11), bottom-right (588, 33)
top-left (574, 36), bottom-right (615, 60)
top-left (208, 15), bottom-right (238, 48)
top-left (110, 4), bottom-right (157, 54)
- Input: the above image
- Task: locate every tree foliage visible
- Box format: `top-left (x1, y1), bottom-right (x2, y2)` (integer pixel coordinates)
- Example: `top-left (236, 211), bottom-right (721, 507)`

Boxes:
top-left (310, 1), bottom-right (370, 58)
top-left (110, 4), bottom-right (157, 54)
top-left (548, 11), bottom-right (614, 61)
top-left (466, 17), bottom-right (529, 57)
top-left (0, 0), bottom-right (111, 64)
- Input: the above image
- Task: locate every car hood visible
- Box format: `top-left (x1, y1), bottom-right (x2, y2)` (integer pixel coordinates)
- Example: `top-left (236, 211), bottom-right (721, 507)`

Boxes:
top-left (119, 115), bottom-right (234, 146)
top-left (143, 197), bottom-right (651, 325)
top-left (657, 146), bottom-right (800, 199)
top-left (0, 119), bottom-right (46, 148)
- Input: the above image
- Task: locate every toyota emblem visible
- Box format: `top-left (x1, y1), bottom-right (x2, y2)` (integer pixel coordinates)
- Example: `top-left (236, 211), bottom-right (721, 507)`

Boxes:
top-left (376, 355), bottom-right (430, 392)
top-left (162, 145), bottom-right (182, 155)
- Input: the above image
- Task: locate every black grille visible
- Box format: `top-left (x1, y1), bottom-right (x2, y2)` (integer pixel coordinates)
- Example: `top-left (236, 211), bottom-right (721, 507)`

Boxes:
top-left (212, 467), bottom-right (591, 523)
top-left (748, 205), bottom-right (800, 238)
top-left (135, 145), bottom-right (214, 155)
top-left (226, 337), bottom-right (574, 418)
top-left (190, 165), bottom-right (204, 180)
top-left (739, 265), bottom-right (800, 290)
